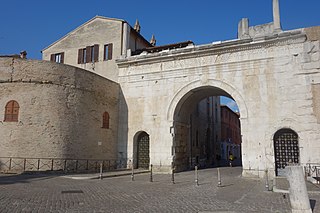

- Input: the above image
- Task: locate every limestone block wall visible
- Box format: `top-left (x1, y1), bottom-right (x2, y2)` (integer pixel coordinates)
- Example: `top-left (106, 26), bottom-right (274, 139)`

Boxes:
top-left (0, 58), bottom-right (119, 165)
top-left (117, 26), bottom-right (320, 176)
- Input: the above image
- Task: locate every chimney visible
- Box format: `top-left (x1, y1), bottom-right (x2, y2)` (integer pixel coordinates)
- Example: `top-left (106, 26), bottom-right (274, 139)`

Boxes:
top-left (20, 50), bottom-right (27, 59)
top-left (238, 18), bottom-right (249, 39)
top-left (273, 0), bottom-right (282, 32)
top-left (134, 19), bottom-right (141, 33)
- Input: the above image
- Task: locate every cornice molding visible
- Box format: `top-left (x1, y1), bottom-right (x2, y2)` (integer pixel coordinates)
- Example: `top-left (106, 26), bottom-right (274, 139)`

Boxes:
top-left (117, 32), bottom-right (307, 68)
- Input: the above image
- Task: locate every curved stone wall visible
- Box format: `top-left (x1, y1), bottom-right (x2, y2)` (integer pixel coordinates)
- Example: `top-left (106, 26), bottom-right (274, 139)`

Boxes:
top-left (0, 58), bottom-right (119, 168)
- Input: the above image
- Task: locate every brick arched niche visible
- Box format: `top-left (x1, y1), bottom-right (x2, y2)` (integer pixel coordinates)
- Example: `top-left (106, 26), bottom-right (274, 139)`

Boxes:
top-left (167, 79), bottom-right (247, 171)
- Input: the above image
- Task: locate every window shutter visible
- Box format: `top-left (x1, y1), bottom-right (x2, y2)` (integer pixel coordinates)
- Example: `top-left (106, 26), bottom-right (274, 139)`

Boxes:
top-left (78, 49), bottom-right (83, 64)
top-left (108, 43), bottom-right (113, 60)
top-left (103, 45), bottom-right (107, 60)
top-left (4, 100), bottom-right (19, 122)
top-left (94, 44), bottom-right (99, 62)
top-left (60, 52), bottom-right (64, 64)
top-left (86, 46), bottom-right (92, 63)
top-left (50, 54), bottom-right (55, 62)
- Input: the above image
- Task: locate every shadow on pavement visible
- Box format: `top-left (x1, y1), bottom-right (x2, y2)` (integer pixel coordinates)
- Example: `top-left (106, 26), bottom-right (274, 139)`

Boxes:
top-left (0, 172), bottom-right (62, 185)
top-left (310, 199), bottom-right (316, 211)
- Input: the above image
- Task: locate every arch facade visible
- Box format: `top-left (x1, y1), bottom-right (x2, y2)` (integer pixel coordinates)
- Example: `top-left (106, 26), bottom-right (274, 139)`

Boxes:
top-left (117, 30), bottom-right (320, 177)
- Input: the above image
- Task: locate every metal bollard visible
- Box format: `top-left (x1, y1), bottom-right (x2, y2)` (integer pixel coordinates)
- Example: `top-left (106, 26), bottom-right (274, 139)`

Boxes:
top-left (99, 162), bottom-right (103, 180)
top-left (265, 169), bottom-right (269, 190)
top-left (131, 161), bottom-right (134, 181)
top-left (217, 168), bottom-right (221, 187)
top-left (195, 165), bottom-right (199, 186)
top-left (150, 164), bottom-right (153, 182)
top-left (171, 168), bottom-right (175, 184)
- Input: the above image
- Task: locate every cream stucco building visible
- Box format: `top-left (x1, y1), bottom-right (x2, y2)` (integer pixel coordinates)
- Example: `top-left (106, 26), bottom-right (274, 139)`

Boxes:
top-left (42, 16), bottom-right (151, 82)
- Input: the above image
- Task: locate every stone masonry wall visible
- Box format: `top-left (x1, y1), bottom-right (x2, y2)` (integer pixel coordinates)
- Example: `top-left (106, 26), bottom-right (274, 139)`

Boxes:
top-left (0, 58), bottom-right (120, 169)
top-left (312, 84), bottom-right (320, 123)
top-left (117, 26), bottom-right (320, 176)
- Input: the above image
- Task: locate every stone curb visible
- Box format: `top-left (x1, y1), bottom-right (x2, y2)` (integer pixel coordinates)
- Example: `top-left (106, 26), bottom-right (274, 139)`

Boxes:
top-left (61, 169), bottom-right (149, 180)
top-left (272, 177), bottom-right (320, 194)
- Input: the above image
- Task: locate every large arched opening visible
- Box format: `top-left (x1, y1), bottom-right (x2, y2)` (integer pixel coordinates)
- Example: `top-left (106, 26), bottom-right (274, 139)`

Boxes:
top-left (170, 85), bottom-right (243, 171)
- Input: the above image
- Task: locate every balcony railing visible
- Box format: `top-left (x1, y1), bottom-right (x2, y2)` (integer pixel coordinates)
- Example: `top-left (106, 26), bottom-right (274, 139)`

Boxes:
top-left (304, 163), bottom-right (320, 184)
top-left (0, 157), bottom-right (127, 173)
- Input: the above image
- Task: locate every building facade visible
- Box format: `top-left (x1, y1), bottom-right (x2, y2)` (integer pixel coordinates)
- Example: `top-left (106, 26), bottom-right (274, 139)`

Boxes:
top-left (1, 0), bottom-right (320, 178)
top-left (0, 58), bottom-right (120, 172)
top-left (116, 24), bottom-right (320, 176)
top-left (42, 16), bottom-right (151, 82)
top-left (188, 97), bottom-right (221, 168)
top-left (219, 105), bottom-right (241, 162)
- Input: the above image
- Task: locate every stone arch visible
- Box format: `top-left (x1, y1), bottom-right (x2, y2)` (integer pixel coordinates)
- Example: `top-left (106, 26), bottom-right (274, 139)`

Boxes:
top-left (268, 118), bottom-right (300, 142)
top-left (166, 79), bottom-right (246, 171)
top-left (166, 79), bottom-right (248, 121)
top-left (265, 120), bottom-right (300, 166)
top-left (133, 131), bottom-right (150, 169)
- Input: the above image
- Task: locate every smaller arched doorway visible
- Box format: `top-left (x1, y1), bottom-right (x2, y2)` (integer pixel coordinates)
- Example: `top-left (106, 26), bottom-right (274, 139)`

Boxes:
top-left (136, 132), bottom-right (150, 169)
top-left (274, 128), bottom-right (299, 176)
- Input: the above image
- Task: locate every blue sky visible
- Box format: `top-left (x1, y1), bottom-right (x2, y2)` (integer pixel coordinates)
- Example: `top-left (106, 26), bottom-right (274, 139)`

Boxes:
top-left (1, 0), bottom-right (320, 111)
top-left (1, 0), bottom-right (320, 59)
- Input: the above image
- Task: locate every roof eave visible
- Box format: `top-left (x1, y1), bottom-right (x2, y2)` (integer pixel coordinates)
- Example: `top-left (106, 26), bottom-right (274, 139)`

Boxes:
top-left (41, 16), bottom-right (127, 52)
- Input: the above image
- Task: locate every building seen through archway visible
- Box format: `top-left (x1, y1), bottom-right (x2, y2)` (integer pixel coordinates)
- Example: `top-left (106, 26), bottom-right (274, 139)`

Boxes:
top-left (172, 86), bottom-right (242, 171)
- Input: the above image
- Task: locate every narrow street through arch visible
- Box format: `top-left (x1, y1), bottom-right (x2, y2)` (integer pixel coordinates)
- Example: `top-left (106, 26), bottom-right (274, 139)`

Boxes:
top-left (172, 86), bottom-right (242, 171)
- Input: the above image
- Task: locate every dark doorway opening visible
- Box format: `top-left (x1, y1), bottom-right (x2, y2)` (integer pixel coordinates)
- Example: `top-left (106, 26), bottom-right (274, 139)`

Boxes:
top-left (274, 128), bottom-right (299, 176)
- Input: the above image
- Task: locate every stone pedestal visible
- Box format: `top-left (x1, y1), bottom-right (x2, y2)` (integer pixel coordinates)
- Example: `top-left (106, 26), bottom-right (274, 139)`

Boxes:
top-left (285, 166), bottom-right (312, 213)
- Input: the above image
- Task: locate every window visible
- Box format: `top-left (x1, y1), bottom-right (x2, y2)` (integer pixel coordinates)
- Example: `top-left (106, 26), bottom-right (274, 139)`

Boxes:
top-left (78, 48), bottom-right (87, 64)
top-left (78, 44), bottom-right (99, 64)
top-left (90, 44), bottom-right (99, 62)
top-left (104, 43), bottom-right (113, 60)
top-left (82, 48), bottom-right (87, 63)
top-left (102, 112), bottom-right (110, 129)
top-left (50, 52), bottom-right (64, 63)
top-left (4, 100), bottom-right (19, 122)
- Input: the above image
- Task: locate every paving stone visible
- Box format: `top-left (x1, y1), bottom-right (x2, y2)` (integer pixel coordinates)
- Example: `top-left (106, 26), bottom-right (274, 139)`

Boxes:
top-left (0, 167), bottom-right (318, 212)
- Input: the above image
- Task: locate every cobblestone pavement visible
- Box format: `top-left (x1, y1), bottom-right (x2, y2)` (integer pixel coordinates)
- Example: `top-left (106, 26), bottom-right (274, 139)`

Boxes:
top-left (0, 167), bottom-right (319, 213)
